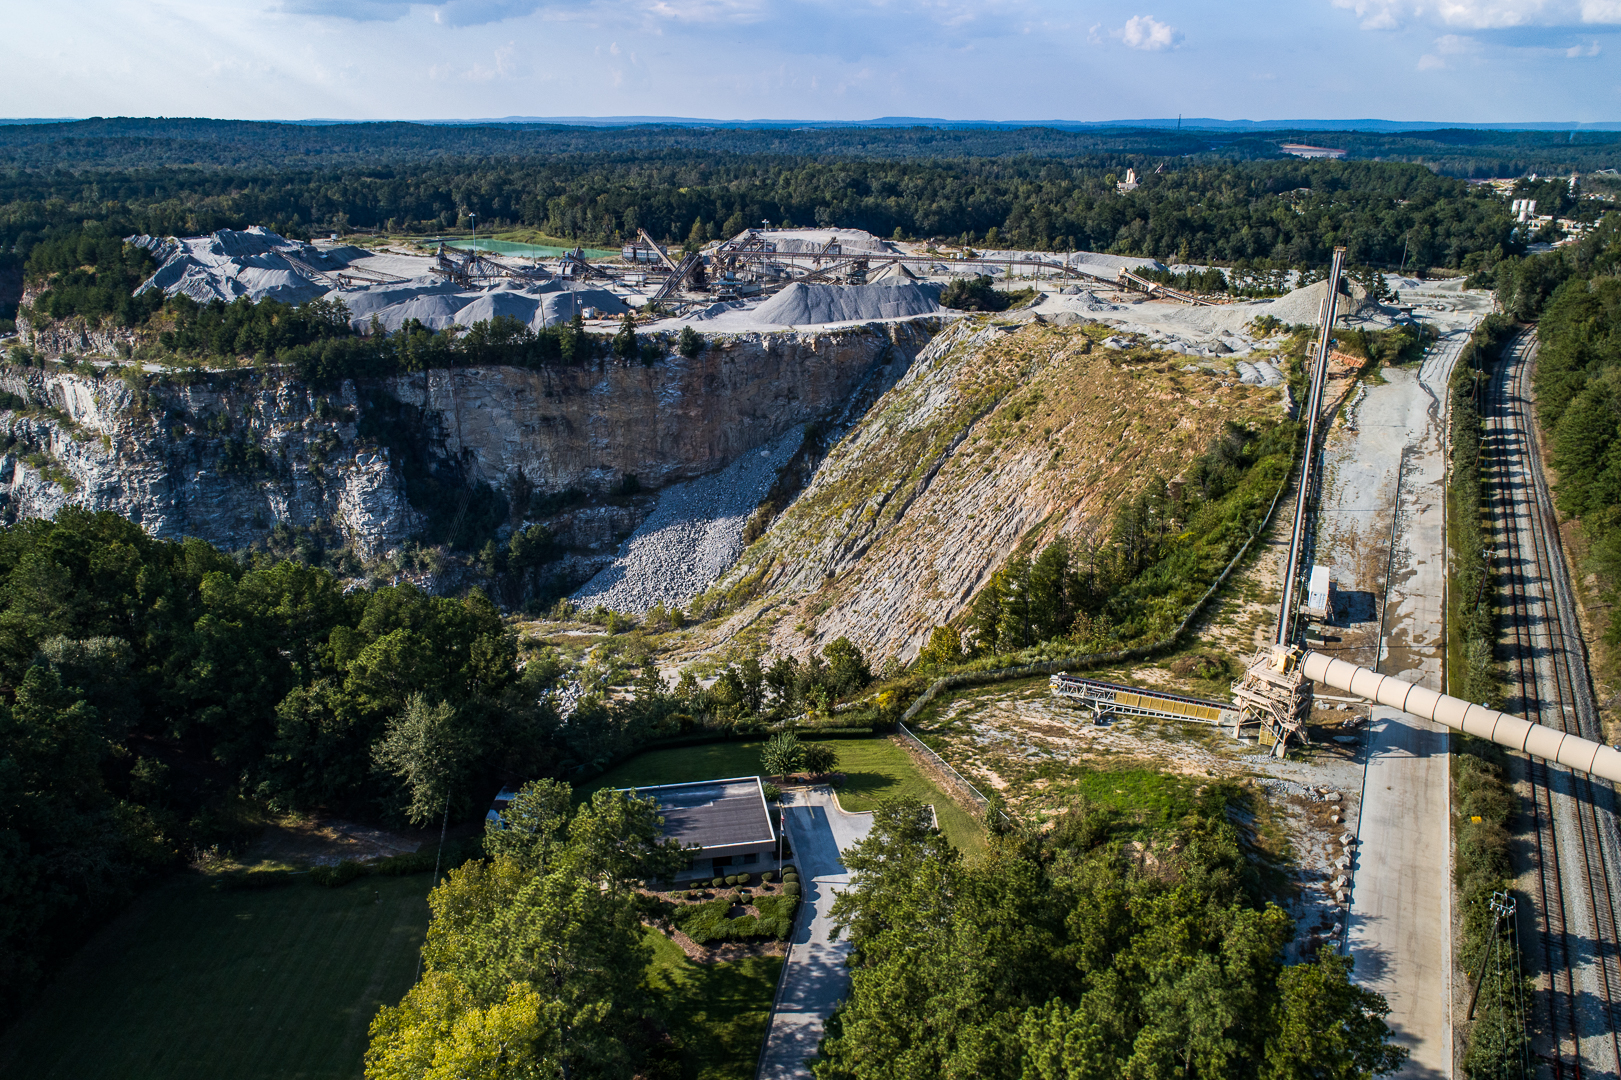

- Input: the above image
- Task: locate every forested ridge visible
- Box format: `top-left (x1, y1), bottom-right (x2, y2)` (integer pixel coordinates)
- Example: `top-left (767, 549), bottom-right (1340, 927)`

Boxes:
top-left (2, 156), bottom-right (1520, 267)
top-left (4, 117), bottom-right (1619, 175)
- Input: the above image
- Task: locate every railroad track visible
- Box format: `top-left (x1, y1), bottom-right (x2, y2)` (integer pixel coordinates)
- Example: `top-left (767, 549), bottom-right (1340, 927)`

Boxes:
top-left (1484, 328), bottom-right (1621, 1077)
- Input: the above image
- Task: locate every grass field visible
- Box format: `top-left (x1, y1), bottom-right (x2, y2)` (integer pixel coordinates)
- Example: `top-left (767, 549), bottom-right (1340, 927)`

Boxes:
top-left (644, 929), bottom-right (782, 1080)
top-left (580, 735), bottom-right (985, 853)
top-left (0, 873), bottom-right (431, 1080)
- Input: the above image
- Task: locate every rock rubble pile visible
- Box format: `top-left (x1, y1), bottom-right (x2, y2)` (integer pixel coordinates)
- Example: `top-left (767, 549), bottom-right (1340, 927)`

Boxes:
top-left (571, 427), bottom-right (806, 613)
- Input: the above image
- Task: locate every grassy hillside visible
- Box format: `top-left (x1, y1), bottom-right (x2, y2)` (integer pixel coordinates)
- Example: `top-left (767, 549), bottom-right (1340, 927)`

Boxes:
top-left (705, 315), bottom-right (1295, 665)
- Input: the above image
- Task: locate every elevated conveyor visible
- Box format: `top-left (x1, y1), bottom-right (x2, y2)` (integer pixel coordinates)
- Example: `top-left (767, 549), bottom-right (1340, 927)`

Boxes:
top-left (1050, 673), bottom-right (1244, 729)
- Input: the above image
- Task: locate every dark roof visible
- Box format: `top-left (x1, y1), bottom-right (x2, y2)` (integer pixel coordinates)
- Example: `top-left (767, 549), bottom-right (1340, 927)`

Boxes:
top-left (622, 777), bottom-right (775, 852)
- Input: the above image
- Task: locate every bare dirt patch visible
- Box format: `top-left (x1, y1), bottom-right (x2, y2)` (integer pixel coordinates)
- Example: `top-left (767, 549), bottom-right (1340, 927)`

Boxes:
top-left (246, 815), bottom-right (429, 867)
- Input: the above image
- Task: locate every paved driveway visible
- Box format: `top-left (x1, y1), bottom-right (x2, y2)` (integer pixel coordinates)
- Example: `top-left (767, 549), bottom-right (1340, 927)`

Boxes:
top-left (756, 787), bottom-right (874, 1080)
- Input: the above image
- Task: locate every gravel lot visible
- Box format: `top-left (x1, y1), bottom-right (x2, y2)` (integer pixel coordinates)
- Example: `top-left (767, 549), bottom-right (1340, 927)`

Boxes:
top-left (572, 426), bottom-right (805, 613)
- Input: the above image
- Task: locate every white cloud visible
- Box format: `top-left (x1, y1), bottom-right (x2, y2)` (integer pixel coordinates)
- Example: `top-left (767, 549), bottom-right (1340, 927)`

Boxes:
top-left (1417, 31), bottom-right (1480, 65)
top-left (1336, 0), bottom-right (1621, 27)
top-left (1332, 0), bottom-right (1405, 29)
top-left (1118, 13), bottom-right (1180, 49)
top-left (1435, 0), bottom-right (1551, 27)
top-left (1567, 37), bottom-right (1603, 51)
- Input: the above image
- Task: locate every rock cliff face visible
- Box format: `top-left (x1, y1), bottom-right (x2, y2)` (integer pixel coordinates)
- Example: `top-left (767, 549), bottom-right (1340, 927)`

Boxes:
top-left (702, 316), bottom-right (1292, 663)
top-left (0, 322), bottom-right (935, 562)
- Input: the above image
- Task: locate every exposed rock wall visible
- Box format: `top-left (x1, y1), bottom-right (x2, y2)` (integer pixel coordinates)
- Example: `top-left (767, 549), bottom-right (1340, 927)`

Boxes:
top-left (0, 321), bottom-right (936, 560)
top-left (390, 322), bottom-right (935, 494)
top-left (706, 318), bottom-right (1294, 663)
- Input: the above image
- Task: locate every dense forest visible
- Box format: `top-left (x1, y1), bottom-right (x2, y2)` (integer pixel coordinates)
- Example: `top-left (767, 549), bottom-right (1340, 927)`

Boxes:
top-left (0, 156), bottom-right (1521, 269)
top-left (812, 799), bottom-right (1405, 1079)
top-left (361, 789), bottom-right (1408, 1079)
top-left (1483, 215), bottom-right (1621, 663)
top-left (0, 506), bottom-right (897, 1029)
top-left (3, 116), bottom-right (1619, 175)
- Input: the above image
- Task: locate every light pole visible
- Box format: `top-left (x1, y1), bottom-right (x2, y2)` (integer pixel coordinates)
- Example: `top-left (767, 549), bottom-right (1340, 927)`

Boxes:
top-left (469, 213), bottom-right (477, 255)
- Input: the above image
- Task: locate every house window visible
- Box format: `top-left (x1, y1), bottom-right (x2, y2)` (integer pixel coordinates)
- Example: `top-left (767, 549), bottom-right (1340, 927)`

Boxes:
top-left (743, 852), bottom-right (759, 865)
top-left (711, 856), bottom-right (733, 872)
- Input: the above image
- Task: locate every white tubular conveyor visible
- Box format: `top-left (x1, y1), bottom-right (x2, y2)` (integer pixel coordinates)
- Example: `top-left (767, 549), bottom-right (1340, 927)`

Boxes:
top-left (1301, 651), bottom-right (1621, 784)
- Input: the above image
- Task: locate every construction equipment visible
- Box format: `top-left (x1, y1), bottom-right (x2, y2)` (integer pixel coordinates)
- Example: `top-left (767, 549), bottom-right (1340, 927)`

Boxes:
top-left (429, 243), bottom-right (550, 289)
top-left (648, 251), bottom-right (704, 303)
top-left (1050, 674), bottom-right (1243, 729)
top-left (1115, 267), bottom-right (1214, 306)
top-left (1230, 644), bottom-right (1314, 755)
top-left (1275, 247), bottom-right (1347, 649)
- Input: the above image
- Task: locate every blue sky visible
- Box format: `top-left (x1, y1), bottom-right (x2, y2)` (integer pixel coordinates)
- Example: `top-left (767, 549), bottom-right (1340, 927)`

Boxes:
top-left (11, 0), bottom-right (1618, 123)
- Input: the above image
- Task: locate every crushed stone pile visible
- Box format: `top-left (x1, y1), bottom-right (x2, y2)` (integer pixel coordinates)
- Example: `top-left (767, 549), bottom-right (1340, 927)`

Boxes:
top-left (1236, 359), bottom-right (1286, 387)
top-left (343, 281), bottom-right (627, 333)
top-left (1248, 279), bottom-right (1375, 326)
top-left (127, 227), bottom-right (628, 333)
top-left (572, 428), bottom-right (805, 614)
top-left (757, 228), bottom-right (895, 254)
top-left (130, 227), bottom-right (343, 305)
top-left (753, 282), bottom-right (942, 325)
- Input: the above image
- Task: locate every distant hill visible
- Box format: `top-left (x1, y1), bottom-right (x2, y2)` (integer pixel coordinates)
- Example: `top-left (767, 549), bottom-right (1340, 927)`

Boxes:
top-left (0, 116), bottom-right (1617, 175)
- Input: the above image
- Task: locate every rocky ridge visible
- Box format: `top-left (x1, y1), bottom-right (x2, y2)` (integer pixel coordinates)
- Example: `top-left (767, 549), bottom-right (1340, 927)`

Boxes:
top-left (695, 317), bottom-right (1293, 664)
top-left (0, 322), bottom-right (935, 564)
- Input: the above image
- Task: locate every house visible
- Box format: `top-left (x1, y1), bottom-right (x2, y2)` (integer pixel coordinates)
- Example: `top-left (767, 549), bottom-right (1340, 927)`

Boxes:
top-left (621, 776), bottom-right (779, 879)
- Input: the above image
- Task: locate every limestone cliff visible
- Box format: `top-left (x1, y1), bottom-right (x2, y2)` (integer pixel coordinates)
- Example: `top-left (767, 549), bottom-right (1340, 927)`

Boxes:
top-left (0, 322), bottom-right (935, 564)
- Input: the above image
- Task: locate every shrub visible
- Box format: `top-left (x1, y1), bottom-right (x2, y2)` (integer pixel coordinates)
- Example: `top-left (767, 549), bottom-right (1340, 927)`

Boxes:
top-left (761, 871), bottom-right (775, 883)
top-left (372, 850), bottom-right (437, 876)
top-left (678, 325), bottom-right (703, 358)
top-left (220, 868), bottom-right (299, 891)
top-left (762, 782), bottom-right (782, 802)
top-left (736, 872), bottom-right (751, 886)
top-left (712, 877), bottom-right (725, 889)
top-left (784, 881), bottom-right (801, 897)
top-left (672, 894), bottom-right (795, 944)
top-left (725, 874), bottom-right (739, 886)
top-left (940, 274), bottom-right (1010, 312)
top-left (802, 743), bottom-right (839, 775)
top-left (310, 860), bottom-right (366, 888)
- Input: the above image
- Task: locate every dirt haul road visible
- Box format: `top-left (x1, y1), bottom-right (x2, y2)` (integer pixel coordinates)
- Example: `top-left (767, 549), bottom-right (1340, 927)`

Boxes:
top-left (1311, 323), bottom-right (1481, 1079)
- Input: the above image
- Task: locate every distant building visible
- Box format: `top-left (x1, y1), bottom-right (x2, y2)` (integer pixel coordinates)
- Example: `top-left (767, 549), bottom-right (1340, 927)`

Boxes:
top-left (621, 777), bottom-right (778, 879)
top-left (1116, 168), bottom-right (1140, 193)
top-left (1280, 144), bottom-right (1347, 160)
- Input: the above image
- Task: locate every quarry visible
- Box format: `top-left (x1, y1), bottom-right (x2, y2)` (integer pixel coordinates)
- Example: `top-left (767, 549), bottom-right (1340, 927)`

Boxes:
top-left (4, 223), bottom-right (1459, 659)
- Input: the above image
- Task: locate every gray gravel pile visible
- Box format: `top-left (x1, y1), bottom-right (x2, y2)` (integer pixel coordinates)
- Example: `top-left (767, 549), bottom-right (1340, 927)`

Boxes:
top-left (1236, 359), bottom-right (1286, 386)
top-left (1250, 279), bottom-right (1375, 326)
top-left (341, 281), bottom-right (627, 333)
top-left (130, 227), bottom-right (339, 304)
top-left (754, 282), bottom-right (941, 325)
top-left (572, 427), bottom-right (805, 613)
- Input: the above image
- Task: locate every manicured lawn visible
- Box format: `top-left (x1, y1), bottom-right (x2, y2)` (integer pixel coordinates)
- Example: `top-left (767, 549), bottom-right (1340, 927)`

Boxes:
top-left (644, 929), bottom-right (783, 1080)
top-left (0, 873), bottom-right (431, 1080)
top-left (581, 735), bottom-right (985, 853)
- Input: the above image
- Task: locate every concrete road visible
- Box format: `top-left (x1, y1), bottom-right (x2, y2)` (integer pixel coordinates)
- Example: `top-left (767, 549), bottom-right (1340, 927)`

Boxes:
top-left (756, 788), bottom-right (874, 1080)
top-left (1314, 326), bottom-right (1477, 1079)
